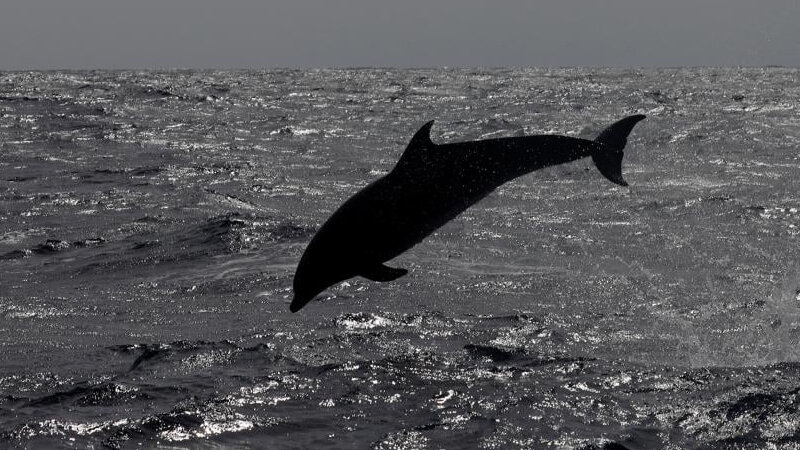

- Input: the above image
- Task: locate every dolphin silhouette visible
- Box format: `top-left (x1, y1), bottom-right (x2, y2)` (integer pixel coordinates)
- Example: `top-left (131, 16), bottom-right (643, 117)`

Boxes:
top-left (290, 115), bottom-right (646, 312)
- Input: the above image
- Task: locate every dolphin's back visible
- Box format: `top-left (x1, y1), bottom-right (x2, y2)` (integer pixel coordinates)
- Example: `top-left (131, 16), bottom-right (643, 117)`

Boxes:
top-left (436, 135), bottom-right (601, 183)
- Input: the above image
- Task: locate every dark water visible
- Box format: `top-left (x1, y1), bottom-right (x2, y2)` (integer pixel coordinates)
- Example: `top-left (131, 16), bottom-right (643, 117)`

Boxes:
top-left (1, 68), bottom-right (800, 448)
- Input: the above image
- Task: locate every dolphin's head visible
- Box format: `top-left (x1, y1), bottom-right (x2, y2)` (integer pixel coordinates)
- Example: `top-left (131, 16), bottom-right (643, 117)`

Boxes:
top-left (290, 248), bottom-right (352, 313)
top-left (289, 289), bottom-right (317, 313)
top-left (290, 264), bottom-right (327, 313)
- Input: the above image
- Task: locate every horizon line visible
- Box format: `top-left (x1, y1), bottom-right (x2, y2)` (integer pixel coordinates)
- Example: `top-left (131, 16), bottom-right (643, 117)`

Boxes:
top-left (1, 64), bottom-right (797, 72)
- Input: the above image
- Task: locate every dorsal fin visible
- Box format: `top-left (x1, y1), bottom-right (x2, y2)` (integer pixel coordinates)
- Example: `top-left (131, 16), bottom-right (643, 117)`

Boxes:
top-left (409, 120), bottom-right (434, 148)
top-left (396, 121), bottom-right (435, 170)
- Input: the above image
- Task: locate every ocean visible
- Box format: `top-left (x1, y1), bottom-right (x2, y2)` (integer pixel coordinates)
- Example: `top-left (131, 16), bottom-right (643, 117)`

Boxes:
top-left (1, 68), bottom-right (800, 448)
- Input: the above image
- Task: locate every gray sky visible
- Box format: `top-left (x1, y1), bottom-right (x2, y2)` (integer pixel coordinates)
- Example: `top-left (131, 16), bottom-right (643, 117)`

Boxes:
top-left (1, 0), bottom-right (798, 69)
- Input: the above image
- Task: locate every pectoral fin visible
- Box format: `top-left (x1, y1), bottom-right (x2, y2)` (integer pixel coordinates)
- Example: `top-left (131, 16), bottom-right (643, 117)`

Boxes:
top-left (360, 264), bottom-right (408, 282)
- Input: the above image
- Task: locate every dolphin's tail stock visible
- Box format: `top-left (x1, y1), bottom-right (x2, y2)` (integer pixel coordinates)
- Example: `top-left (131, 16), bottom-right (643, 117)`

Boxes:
top-left (590, 114), bottom-right (646, 187)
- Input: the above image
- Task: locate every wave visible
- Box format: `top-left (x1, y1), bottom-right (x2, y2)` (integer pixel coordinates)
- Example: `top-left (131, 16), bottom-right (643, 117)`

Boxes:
top-left (1, 238), bottom-right (106, 260)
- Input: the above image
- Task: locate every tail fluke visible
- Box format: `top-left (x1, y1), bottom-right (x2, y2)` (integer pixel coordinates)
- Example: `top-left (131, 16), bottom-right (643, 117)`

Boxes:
top-left (591, 114), bottom-right (646, 187)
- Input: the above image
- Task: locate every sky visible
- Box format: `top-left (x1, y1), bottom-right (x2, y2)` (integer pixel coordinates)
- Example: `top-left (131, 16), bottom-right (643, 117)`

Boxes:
top-left (1, 0), bottom-right (798, 69)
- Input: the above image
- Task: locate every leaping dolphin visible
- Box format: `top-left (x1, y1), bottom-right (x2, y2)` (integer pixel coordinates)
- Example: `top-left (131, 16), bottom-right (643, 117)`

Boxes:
top-left (290, 114), bottom-right (646, 312)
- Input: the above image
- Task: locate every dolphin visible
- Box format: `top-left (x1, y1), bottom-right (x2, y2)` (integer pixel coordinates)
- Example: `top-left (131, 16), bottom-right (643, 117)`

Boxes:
top-left (290, 114), bottom-right (646, 312)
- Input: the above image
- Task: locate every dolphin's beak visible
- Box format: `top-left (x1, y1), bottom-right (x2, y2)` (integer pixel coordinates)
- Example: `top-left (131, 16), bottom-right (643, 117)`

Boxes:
top-left (289, 295), bottom-right (310, 313)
